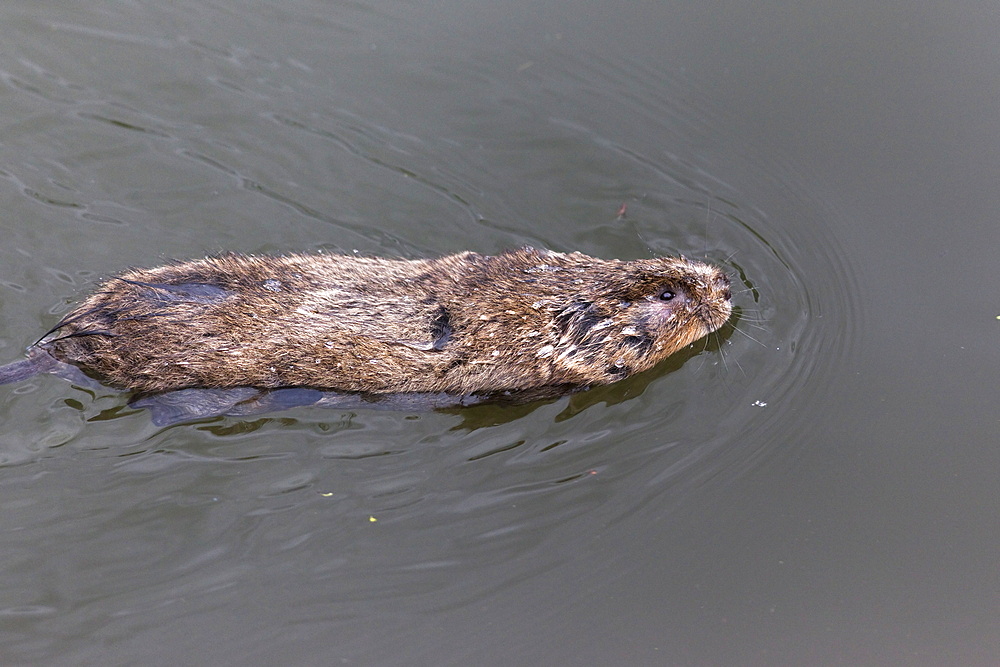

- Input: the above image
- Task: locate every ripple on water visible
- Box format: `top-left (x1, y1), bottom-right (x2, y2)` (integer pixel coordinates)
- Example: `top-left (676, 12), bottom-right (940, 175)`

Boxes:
top-left (0, 6), bottom-right (863, 649)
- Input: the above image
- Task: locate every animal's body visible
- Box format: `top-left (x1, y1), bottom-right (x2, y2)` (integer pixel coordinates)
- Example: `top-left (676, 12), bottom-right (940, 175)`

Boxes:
top-left (0, 247), bottom-right (732, 415)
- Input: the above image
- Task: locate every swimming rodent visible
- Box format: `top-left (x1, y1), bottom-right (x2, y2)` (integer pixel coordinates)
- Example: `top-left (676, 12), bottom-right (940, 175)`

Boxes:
top-left (0, 247), bottom-right (731, 407)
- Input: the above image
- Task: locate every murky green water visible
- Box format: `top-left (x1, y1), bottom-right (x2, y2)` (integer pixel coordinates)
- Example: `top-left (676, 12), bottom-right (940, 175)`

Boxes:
top-left (0, 1), bottom-right (997, 665)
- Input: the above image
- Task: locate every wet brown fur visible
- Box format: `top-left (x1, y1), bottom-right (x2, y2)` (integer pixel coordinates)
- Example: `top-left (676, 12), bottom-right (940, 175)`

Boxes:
top-left (36, 247), bottom-right (732, 395)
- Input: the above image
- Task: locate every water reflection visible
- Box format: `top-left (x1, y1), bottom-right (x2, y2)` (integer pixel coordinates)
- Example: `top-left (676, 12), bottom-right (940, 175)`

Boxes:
top-left (0, 0), bottom-right (866, 663)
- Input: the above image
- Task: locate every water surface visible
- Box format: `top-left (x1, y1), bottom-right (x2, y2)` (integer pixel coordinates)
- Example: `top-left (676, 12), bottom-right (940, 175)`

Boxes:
top-left (0, 1), bottom-right (997, 665)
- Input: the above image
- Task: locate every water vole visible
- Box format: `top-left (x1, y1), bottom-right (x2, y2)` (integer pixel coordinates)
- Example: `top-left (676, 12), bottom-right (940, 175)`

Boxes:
top-left (1, 247), bottom-right (732, 401)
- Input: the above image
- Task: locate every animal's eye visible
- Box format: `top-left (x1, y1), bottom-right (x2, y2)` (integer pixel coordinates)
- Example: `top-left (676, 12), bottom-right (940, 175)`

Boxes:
top-left (658, 289), bottom-right (676, 301)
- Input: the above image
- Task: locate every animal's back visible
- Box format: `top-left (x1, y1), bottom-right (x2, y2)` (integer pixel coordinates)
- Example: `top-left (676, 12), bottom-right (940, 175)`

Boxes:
top-left (6, 247), bottom-right (731, 398)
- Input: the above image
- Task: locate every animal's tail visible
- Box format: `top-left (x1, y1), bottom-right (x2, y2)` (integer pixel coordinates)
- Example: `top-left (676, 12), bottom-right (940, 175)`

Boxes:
top-left (0, 349), bottom-right (55, 385)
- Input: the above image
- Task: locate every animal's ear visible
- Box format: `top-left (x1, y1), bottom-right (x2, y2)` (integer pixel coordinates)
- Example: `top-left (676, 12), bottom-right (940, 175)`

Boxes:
top-left (554, 301), bottom-right (601, 340)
